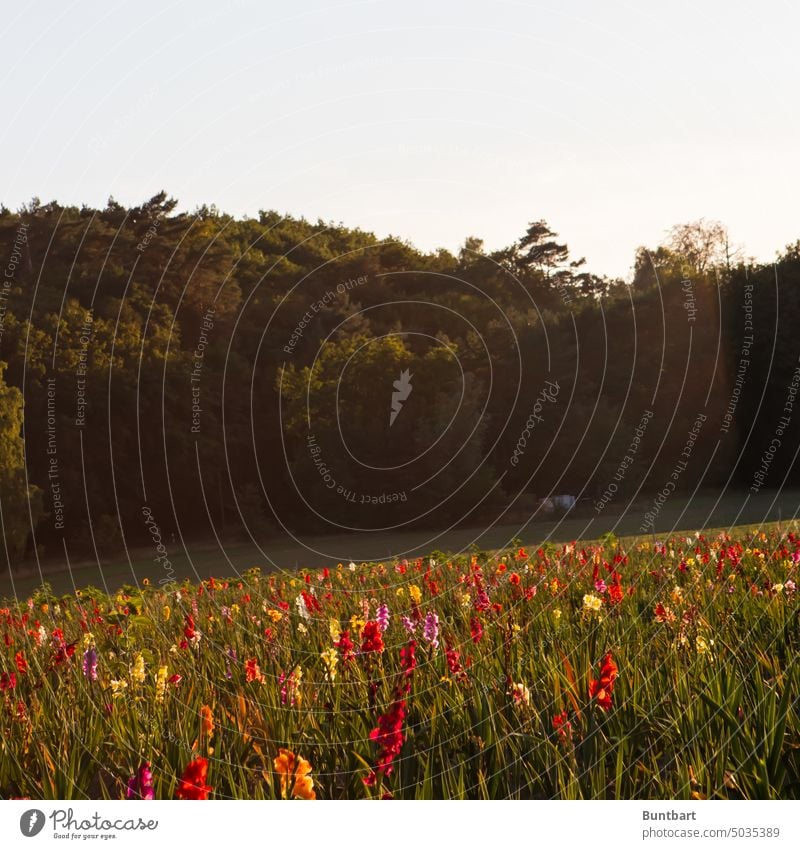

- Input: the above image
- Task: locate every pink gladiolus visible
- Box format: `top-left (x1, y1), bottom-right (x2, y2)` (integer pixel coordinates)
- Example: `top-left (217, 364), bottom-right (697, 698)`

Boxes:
top-left (422, 611), bottom-right (439, 651)
top-left (127, 762), bottom-right (155, 800)
top-left (82, 647), bottom-right (98, 681)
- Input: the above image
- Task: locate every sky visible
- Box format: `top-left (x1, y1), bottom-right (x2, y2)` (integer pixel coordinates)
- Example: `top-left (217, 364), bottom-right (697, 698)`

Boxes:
top-left (1, 0), bottom-right (797, 279)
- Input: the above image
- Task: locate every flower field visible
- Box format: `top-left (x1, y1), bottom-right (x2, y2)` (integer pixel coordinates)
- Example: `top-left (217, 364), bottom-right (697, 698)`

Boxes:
top-left (1, 529), bottom-right (799, 800)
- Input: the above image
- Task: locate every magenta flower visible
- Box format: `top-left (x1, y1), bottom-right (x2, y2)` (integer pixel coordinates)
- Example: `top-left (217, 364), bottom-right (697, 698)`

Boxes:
top-left (82, 647), bottom-right (98, 682)
top-left (376, 603), bottom-right (390, 632)
top-left (126, 762), bottom-right (155, 800)
top-left (422, 611), bottom-right (439, 651)
top-left (401, 615), bottom-right (416, 636)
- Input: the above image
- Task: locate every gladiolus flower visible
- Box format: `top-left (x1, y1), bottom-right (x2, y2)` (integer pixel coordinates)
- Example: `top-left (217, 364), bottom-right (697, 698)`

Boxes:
top-left (422, 611), bottom-right (439, 651)
top-left (588, 652), bottom-right (618, 711)
top-left (364, 699), bottom-right (407, 786)
top-left (200, 704), bottom-right (214, 738)
top-left (321, 648), bottom-right (338, 682)
top-left (400, 615), bottom-right (416, 636)
top-left (279, 665), bottom-right (303, 707)
top-left (445, 647), bottom-right (463, 678)
top-left (82, 647), bottom-right (98, 681)
top-left (608, 573), bottom-right (624, 605)
top-left (363, 641), bottom-right (417, 786)
top-left (130, 653), bottom-right (146, 685)
top-left (360, 621), bottom-right (384, 654)
top-left (400, 640), bottom-right (417, 677)
top-left (176, 757), bottom-right (212, 800)
top-left (245, 657), bottom-right (264, 683)
top-left (273, 749), bottom-right (316, 799)
top-left (408, 585), bottom-right (422, 605)
top-left (511, 682), bottom-right (531, 706)
top-left (583, 594), bottom-right (603, 613)
top-left (552, 711), bottom-right (572, 743)
top-left (110, 679), bottom-right (128, 698)
top-left (184, 614), bottom-right (196, 640)
top-left (127, 762), bottom-right (155, 800)
top-left (376, 603), bottom-right (390, 632)
top-left (335, 630), bottom-right (354, 662)
top-left (295, 594), bottom-right (310, 621)
top-left (654, 602), bottom-right (676, 624)
top-left (696, 635), bottom-right (714, 655)
top-left (470, 617), bottom-right (483, 643)
top-left (183, 614), bottom-right (201, 646)
top-left (301, 589), bottom-right (321, 614)
top-left (155, 666), bottom-right (167, 703)
top-left (0, 671), bottom-right (17, 691)
top-left (15, 651), bottom-right (27, 674)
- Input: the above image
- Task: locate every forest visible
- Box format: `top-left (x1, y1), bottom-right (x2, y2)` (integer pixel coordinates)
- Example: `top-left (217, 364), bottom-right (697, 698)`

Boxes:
top-left (1, 193), bottom-right (798, 571)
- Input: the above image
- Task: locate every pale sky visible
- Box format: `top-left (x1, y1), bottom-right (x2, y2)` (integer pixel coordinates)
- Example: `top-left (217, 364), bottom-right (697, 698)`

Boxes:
top-left (1, 0), bottom-right (797, 278)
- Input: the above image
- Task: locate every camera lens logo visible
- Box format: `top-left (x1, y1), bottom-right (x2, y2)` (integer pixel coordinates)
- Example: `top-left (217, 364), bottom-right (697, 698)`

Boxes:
top-left (20, 810), bottom-right (46, 837)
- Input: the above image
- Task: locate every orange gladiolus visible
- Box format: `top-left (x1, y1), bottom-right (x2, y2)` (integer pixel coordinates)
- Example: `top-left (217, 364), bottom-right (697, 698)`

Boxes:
top-left (200, 704), bottom-right (214, 738)
top-left (273, 748), bottom-right (316, 800)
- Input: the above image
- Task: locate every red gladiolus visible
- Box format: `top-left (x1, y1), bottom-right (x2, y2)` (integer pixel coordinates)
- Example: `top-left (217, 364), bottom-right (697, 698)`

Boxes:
top-left (175, 757), bottom-right (212, 800)
top-left (245, 657), bottom-right (264, 683)
top-left (363, 699), bottom-right (407, 786)
top-left (183, 615), bottom-right (196, 642)
top-left (364, 641), bottom-right (416, 786)
top-left (552, 711), bottom-right (572, 743)
top-left (470, 618), bottom-right (483, 643)
top-left (15, 651), bottom-right (27, 674)
top-left (608, 572), bottom-right (624, 605)
top-left (509, 573), bottom-right (521, 586)
top-left (0, 671), bottom-right (17, 691)
top-left (301, 590), bottom-right (321, 614)
top-left (445, 646), bottom-right (465, 681)
top-left (336, 630), bottom-right (355, 663)
top-left (400, 640), bottom-right (416, 677)
top-left (588, 652), bottom-right (618, 711)
top-left (360, 621), bottom-right (384, 654)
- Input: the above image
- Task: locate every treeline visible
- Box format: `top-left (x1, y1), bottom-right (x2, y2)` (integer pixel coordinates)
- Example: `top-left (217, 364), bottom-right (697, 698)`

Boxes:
top-left (0, 193), bottom-right (798, 568)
